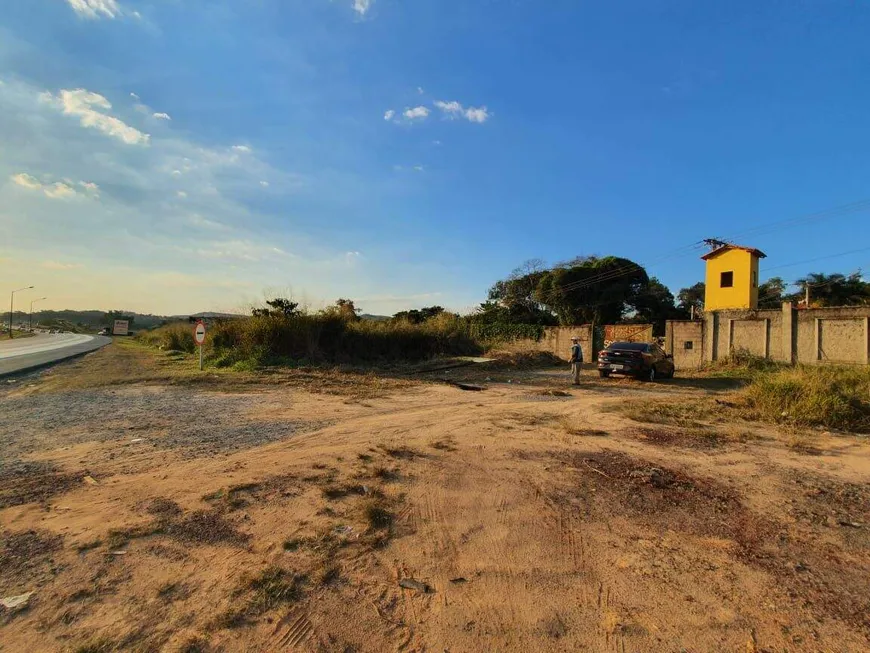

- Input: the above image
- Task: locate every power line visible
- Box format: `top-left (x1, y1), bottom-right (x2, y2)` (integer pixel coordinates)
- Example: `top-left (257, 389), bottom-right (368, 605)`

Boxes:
top-left (762, 245), bottom-right (870, 274)
top-left (538, 198), bottom-right (870, 301)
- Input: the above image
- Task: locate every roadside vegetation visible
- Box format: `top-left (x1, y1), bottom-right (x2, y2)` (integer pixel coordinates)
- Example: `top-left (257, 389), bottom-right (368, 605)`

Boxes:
top-left (614, 359), bottom-right (870, 433)
top-left (137, 297), bottom-right (495, 369)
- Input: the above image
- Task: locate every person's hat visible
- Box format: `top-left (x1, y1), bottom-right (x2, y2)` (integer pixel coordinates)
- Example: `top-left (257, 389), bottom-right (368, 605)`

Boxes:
top-left (571, 336), bottom-right (579, 341)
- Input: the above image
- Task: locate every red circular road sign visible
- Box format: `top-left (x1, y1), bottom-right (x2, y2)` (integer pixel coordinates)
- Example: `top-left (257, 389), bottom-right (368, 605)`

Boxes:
top-left (193, 320), bottom-right (207, 345)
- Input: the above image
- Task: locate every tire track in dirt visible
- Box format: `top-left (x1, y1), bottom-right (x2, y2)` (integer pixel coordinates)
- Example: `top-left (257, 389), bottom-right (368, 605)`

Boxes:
top-left (270, 610), bottom-right (314, 650)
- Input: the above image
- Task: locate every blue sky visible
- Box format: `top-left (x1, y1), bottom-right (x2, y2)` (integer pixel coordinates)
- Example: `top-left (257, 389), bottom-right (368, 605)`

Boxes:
top-left (2, 0), bottom-right (870, 315)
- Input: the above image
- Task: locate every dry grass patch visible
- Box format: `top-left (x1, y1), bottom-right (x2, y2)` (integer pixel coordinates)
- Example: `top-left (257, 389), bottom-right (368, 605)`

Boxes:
top-left (559, 417), bottom-right (607, 437)
top-left (742, 365), bottom-right (870, 432)
top-left (605, 399), bottom-right (717, 428)
top-left (215, 566), bottom-right (308, 629)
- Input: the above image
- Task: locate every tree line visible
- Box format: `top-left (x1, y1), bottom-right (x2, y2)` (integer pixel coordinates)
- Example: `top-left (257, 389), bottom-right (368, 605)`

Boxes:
top-left (249, 263), bottom-right (870, 337)
top-left (477, 258), bottom-right (870, 333)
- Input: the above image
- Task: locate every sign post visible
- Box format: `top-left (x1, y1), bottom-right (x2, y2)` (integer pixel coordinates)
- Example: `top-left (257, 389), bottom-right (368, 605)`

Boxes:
top-left (193, 320), bottom-right (207, 371)
top-left (113, 319), bottom-right (129, 336)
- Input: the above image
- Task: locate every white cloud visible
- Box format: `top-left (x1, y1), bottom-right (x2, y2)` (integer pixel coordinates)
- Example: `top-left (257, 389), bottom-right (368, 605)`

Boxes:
top-left (11, 173), bottom-right (42, 190)
top-left (176, 191), bottom-right (188, 198)
top-left (403, 106), bottom-right (430, 121)
top-left (434, 100), bottom-right (491, 123)
top-left (66, 0), bottom-right (123, 20)
top-left (231, 144), bottom-right (252, 153)
top-left (153, 112), bottom-right (171, 121)
top-left (464, 107), bottom-right (490, 123)
top-left (434, 100), bottom-right (462, 115)
top-left (42, 260), bottom-right (84, 270)
top-left (11, 173), bottom-right (98, 200)
top-left (413, 165), bottom-right (424, 172)
top-left (432, 140), bottom-right (442, 146)
top-left (345, 251), bottom-right (362, 265)
top-left (130, 92), bottom-right (140, 100)
top-left (259, 180), bottom-right (269, 187)
top-left (417, 87), bottom-right (425, 95)
top-left (44, 182), bottom-right (78, 200)
top-left (383, 109), bottom-right (395, 121)
top-left (42, 88), bottom-right (150, 145)
top-left (352, 0), bottom-right (372, 16)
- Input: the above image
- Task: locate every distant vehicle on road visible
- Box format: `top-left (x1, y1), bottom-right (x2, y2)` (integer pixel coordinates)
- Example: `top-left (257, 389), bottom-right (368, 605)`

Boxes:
top-left (597, 341), bottom-right (675, 381)
top-left (98, 327), bottom-right (110, 336)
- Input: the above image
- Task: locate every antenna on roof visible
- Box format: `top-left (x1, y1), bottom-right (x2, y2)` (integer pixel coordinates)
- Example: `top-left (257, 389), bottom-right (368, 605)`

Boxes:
top-left (703, 238), bottom-right (729, 250)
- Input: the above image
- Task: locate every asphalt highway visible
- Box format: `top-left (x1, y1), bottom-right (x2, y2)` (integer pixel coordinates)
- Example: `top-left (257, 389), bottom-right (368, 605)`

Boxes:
top-left (0, 333), bottom-right (111, 377)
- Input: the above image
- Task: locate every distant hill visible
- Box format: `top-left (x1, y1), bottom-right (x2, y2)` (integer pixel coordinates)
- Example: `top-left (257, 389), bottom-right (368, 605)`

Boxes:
top-left (360, 313), bottom-right (391, 322)
top-left (9, 309), bottom-right (170, 331)
top-left (167, 312), bottom-right (246, 321)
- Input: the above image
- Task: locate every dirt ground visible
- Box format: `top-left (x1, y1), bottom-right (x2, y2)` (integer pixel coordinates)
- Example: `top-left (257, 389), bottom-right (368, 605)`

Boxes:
top-left (1, 343), bottom-right (869, 652)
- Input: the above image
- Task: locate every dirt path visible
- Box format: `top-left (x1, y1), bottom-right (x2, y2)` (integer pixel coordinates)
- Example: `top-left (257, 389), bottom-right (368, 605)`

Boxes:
top-left (1, 347), bottom-right (869, 652)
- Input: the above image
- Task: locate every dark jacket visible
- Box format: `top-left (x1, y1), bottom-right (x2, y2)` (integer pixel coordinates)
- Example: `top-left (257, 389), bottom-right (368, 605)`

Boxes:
top-left (570, 343), bottom-right (583, 363)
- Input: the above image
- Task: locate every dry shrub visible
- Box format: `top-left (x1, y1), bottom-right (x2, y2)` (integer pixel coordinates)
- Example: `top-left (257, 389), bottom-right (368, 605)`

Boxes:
top-left (206, 312), bottom-right (481, 367)
top-left (363, 499), bottom-right (394, 530)
top-left (605, 399), bottom-right (715, 428)
top-left (137, 323), bottom-right (196, 354)
top-left (742, 365), bottom-right (870, 432)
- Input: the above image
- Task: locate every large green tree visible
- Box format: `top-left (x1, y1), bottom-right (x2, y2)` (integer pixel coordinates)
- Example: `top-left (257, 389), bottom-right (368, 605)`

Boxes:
top-left (631, 277), bottom-right (689, 333)
top-left (534, 256), bottom-right (649, 325)
top-left (677, 282), bottom-right (705, 316)
top-left (758, 277), bottom-right (788, 309)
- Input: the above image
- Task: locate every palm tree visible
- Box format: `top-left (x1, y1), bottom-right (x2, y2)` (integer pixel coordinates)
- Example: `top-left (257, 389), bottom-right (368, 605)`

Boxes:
top-left (794, 272), bottom-right (870, 307)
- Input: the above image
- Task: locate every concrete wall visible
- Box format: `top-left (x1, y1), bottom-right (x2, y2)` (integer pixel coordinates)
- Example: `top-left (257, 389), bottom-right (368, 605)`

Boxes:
top-left (504, 325), bottom-right (594, 362)
top-left (794, 307), bottom-right (870, 364)
top-left (604, 324), bottom-right (653, 347)
top-left (509, 305), bottom-right (870, 370)
top-left (665, 320), bottom-right (704, 370)
top-left (683, 303), bottom-right (870, 368)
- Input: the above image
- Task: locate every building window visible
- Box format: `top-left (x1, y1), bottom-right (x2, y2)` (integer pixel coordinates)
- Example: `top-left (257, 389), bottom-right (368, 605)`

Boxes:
top-left (720, 271), bottom-right (734, 288)
top-left (684, 341), bottom-right (693, 350)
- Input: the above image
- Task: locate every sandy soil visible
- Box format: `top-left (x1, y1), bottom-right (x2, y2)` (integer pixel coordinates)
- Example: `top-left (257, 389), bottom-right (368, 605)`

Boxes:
top-left (1, 346), bottom-right (869, 652)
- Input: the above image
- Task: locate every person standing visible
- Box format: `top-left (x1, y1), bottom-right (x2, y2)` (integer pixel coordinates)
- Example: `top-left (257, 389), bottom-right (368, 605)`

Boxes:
top-left (570, 336), bottom-right (583, 385)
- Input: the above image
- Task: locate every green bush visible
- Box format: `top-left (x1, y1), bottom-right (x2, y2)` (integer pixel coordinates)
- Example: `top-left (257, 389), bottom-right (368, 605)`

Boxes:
top-left (470, 322), bottom-right (544, 342)
top-left (137, 322), bottom-right (196, 353)
top-left (201, 312), bottom-right (482, 366)
top-left (743, 365), bottom-right (870, 432)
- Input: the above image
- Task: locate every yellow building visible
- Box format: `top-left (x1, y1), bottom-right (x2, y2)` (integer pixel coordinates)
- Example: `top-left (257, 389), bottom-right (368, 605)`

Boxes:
top-left (702, 244), bottom-right (766, 311)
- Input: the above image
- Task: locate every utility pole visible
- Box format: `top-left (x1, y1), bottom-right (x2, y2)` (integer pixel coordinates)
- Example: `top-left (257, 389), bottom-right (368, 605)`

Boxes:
top-left (9, 286), bottom-right (34, 338)
top-left (30, 297), bottom-right (47, 331)
top-left (690, 305), bottom-right (695, 320)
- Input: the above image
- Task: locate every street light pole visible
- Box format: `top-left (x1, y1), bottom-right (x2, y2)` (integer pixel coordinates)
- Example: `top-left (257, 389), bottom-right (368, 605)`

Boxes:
top-left (30, 297), bottom-right (47, 332)
top-left (9, 286), bottom-right (34, 338)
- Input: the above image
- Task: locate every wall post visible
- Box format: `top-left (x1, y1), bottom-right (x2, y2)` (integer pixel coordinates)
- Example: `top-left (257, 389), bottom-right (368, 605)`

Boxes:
top-left (727, 319), bottom-right (735, 356)
top-left (781, 302), bottom-right (794, 364)
top-left (864, 317), bottom-right (869, 365)
top-left (704, 311), bottom-right (717, 363)
top-left (814, 318), bottom-right (821, 363)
